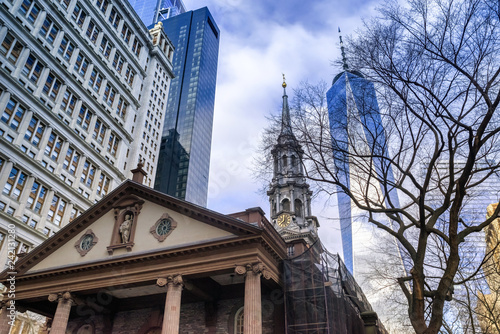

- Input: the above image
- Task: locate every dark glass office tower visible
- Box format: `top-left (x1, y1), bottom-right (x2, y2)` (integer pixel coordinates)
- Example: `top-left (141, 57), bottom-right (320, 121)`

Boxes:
top-left (154, 7), bottom-right (219, 207)
top-left (128, 0), bottom-right (186, 27)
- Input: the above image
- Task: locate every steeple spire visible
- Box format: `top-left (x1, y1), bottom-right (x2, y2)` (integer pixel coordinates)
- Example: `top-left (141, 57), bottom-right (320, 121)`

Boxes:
top-left (339, 27), bottom-right (349, 71)
top-left (268, 75), bottom-right (319, 246)
top-left (281, 74), bottom-right (293, 136)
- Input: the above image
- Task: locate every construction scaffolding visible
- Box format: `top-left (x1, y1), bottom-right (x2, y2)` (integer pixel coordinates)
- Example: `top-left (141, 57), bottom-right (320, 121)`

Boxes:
top-left (283, 240), bottom-right (387, 334)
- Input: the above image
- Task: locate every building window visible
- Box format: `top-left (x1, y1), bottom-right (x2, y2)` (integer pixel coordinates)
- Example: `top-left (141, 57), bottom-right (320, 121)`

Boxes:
top-left (86, 20), bottom-right (100, 44)
top-left (116, 98), bottom-right (127, 119)
top-left (23, 54), bottom-right (44, 84)
top-left (1, 98), bottom-right (25, 131)
top-left (81, 161), bottom-right (96, 187)
top-left (93, 119), bottom-right (107, 144)
top-left (63, 146), bottom-right (80, 175)
top-left (0, 232), bottom-right (5, 251)
top-left (74, 52), bottom-right (89, 77)
top-left (131, 38), bottom-right (142, 57)
top-left (108, 8), bottom-right (121, 29)
top-left (18, 0), bottom-right (41, 25)
top-left (58, 35), bottom-right (75, 62)
top-left (281, 198), bottom-right (290, 212)
top-left (77, 105), bottom-right (93, 131)
top-left (39, 16), bottom-right (60, 45)
top-left (3, 167), bottom-right (27, 200)
top-left (48, 194), bottom-right (66, 225)
top-left (112, 52), bottom-right (124, 73)
top-left (59, 0), bottom-right (70, 10)
top-left (102, 84), bottom-right (115, 107)
top-left (27, 181), bottom-right (47, 213)
top-left (60, 89), bottom-right (78, 115)
top-left (24, 116), bottom-right (45, 147)
top-left (71, 3), bottom-right (87, 28)
top-left (107, 133), bottom-right (119, 156)
top-left (99, 36), bottom-right (112, 59)
top-left (44, 132), bottom-right (63, 161)
top-left (0, 32), bottom-right (23, 65)
top-left (88, 69), bottom-right (103, 92)
top-left (70, 207), bottom-right (80, 221)
top-left (124, 67), bottom-right (135, 86)
top-left (43, 72), bottom-right (62, 101)
top-left (97, 173), bottom-right (110, 196)
top-left (96, 0), bottom-right (108, 13)
top-left (120, 24), bottom-right (131, 44)
top-left (234, 307), bottom-right (244, 334)
top-left (294, 199), bottom-right (303, 217)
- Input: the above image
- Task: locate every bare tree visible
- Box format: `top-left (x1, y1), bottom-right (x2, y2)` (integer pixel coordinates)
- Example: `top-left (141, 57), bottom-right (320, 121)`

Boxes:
top-left (255, 0), bottom-right (500, 333)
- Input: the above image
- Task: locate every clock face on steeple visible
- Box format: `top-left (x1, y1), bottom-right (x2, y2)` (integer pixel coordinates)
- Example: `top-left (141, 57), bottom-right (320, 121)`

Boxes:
top-left (277, 213), bottom-right (291, 228)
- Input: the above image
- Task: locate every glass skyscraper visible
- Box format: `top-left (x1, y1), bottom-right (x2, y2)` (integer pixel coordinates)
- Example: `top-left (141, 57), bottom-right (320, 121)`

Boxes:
top-left (327, 68), bottom-right (409, 331)
top-left (128, 0), bottom-right (186, 27)
top-left (327, 70), bottom-right (402, 274)
top-left (154, 7), bottom-right (219, 207)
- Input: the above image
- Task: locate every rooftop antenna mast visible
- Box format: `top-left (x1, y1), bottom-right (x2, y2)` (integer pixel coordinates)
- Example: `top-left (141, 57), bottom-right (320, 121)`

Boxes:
top-left (339, 27), bottom-right (349, 71)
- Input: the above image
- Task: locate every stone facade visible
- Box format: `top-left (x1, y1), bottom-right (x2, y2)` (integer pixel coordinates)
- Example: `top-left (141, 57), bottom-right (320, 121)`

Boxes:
top-left (0, 0), bottom-right (174, 270)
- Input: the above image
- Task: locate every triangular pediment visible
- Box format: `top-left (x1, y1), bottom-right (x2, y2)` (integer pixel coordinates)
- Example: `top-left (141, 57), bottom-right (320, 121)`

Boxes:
top-left (13, 181), bottom-right (263, 276)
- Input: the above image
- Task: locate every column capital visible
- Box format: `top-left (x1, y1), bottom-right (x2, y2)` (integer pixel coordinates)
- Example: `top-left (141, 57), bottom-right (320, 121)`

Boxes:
top-left (156, 274), bottom-right (183, 287)
top-left (235, 263), bottom-right (271, 280)
top-left (0, 300), bottom-right (8, 309)
top-left (48, 291), bottom-right (74, 304)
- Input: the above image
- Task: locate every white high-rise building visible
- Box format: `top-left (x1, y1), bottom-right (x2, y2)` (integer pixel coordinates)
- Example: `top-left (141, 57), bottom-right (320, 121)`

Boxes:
top-left (0, 0), bottom-right (174, 266)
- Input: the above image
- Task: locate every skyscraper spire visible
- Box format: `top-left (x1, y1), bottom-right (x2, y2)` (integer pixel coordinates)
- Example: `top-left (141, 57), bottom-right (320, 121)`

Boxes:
top-left (339, 27), bottom-right (349, 71)
top-left (281, 74), bottom-right (293, 136)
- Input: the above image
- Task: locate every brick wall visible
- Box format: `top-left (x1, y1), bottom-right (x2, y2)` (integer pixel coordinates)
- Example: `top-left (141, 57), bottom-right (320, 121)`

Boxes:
top-left (179, 302), bottom-right (208, 334)
top-left (64, 296), bottom-right (280, 334)
top-left (112, 308), bottom-right (153, 334)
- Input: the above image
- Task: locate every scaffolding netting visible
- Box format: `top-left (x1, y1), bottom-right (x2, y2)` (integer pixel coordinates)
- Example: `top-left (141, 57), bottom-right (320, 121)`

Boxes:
top-left (283, 240), bottom-right (387, 334)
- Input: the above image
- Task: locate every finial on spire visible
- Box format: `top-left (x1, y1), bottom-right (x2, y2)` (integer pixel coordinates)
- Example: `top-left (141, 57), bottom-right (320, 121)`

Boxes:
top-left (339, 27), bottom-right (349, 71)
top-left (280, 75), bottom-right (292, 136)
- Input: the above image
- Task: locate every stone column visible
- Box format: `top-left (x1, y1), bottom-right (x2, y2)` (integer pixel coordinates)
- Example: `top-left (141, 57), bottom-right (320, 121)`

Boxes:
top-left (235, 263), bottom-right (271, 334)
top-left (48, 292), bottom-right (74, 334)
top-left (157, 275), bottom-right (183, 334)
top-left (0, 302), bottom-right (12, 333)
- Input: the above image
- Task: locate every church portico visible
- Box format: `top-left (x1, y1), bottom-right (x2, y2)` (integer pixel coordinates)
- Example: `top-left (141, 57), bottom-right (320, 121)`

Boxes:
top-left (1, 180), bottom-right (285, 333)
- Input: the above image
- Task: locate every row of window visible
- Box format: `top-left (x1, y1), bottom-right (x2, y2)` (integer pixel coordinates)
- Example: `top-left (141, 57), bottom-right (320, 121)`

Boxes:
top-left (16, 0), bottom-right (143, 59)
top-left (0, 157), bottom-right (103, 225)
top-left (0, 96), bottom-right (114, 196)
top-left (0, 30), bottom-right (132, 123)
top-left (0, 93), bottom-right (121, 160)
top-left (1, 161), bottom-right (66, 225)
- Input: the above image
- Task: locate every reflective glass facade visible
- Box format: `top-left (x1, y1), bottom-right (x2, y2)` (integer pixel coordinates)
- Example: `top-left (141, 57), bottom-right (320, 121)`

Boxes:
top-left (327, 71), bottom-right (402, 274)
top-left (154, 8), bottom-right (219, 207)
top-left (128, 0), bottom-right (186, 27)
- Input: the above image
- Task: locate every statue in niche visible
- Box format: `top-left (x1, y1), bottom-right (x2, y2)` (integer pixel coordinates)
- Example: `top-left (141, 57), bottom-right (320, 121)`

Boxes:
top-left (119, 214), bottom-right (133, 243)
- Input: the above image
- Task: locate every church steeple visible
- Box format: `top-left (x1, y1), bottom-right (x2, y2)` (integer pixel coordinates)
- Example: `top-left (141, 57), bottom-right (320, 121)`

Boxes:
top-left (267, 77), bottom-right (319, 245)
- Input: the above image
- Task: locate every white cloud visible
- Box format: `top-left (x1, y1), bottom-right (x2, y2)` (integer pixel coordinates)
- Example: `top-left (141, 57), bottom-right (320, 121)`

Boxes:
top-left (182, 0), bottom-right (383, 257)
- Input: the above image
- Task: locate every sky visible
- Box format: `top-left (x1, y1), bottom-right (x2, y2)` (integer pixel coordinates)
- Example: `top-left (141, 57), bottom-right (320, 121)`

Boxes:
top-left (182, 0), bottom-right (383, 255)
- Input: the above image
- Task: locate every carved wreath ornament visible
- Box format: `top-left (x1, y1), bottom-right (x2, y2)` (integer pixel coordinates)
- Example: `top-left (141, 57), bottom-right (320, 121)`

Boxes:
top-left (150, 213), bottom-right (177, 242)
top-left (74, 230), bottom-right (98, 256)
